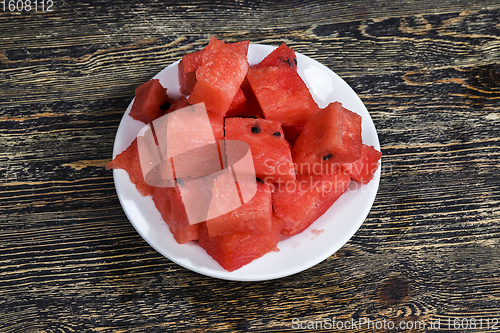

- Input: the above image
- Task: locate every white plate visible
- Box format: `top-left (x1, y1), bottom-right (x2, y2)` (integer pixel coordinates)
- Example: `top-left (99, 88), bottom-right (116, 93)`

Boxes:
top-left (111, 44), bottom-right (381, 281)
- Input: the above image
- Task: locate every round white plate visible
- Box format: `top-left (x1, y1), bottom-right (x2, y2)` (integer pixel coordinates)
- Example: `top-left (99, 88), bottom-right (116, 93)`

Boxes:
top-left (111, 43), bottom-right (381, 281)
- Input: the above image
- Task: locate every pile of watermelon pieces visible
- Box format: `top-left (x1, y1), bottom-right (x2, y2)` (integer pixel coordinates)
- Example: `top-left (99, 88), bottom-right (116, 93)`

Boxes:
top-left (106, 37), bottom-right (381, 272)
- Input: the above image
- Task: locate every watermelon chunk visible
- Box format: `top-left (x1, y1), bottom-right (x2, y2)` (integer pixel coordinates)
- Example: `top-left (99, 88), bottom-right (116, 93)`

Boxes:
top-left (207, 111), bottom-right (225, 144)
top-left (292, 102), bottom-right (363, 174)
top-left (227, 40), bottom-right (250, 57)
top-left (188, 38), bottom-right (249, 115)
top-left (179, 38), bottom-right (250, 96)
top-left (108, 100), bottom-right (224, 198)
top-left (225, 88), bottom-right (250, 118)
top-left (272, 171), bottom-right (351, 236)
top-left (224, 117), bottom-right (295, 184)
top-left (255, 43), bottom-right (297, 70)
top-left (163, 97), bottom-right (225, 143)
top-left (240, 77), bottom-right (264, 118)
top-left (246, 65), bottom-right (319, 127)
top-left (205, 183), bottom-right (273, 237)
top-left (163, 95), bottom-right (192, 115)
top-left (151, 185), bottom-right (172, 229)
top-left (282, 125), bottom-right (304, 147)
top-left (105, 138), bottom-right (154, 196)
top-left (341, 144), bottom-right (382, 184)
top-left (152, 185), bottom-right (200, 244)
top-left (129, 79), bottom-right (171, 124)
top-left (198, 210), bottom-right (283, 272)
top-left (178, 49), bottom-right (205, 95)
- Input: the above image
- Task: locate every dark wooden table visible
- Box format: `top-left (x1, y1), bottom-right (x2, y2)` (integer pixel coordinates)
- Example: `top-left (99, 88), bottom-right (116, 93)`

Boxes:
top-left (2, 1), bottom-right (500, 332)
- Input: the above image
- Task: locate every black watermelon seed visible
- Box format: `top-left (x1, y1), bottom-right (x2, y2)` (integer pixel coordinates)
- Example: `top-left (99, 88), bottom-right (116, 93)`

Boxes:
top-left (273, 131), bottom-right (281, 137)
top-left (256, 177), bottom-right (263, 183)
top-left (322, 153), bottom-right (333, 161)
top-left (251, 125), bottom-right (261, 134)
top-left (175, 178), bottom-right (184, 186)
top-left (293, 57), bottom-right (297, 66)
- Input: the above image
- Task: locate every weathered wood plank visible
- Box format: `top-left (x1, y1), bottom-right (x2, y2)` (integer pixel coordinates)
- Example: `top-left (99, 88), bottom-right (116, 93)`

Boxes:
top-left (1, 1), bottom-right (500, 332)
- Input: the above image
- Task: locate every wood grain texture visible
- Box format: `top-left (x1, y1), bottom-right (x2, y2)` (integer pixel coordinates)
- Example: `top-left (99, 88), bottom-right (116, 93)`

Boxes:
top-left (1, 0), bottom-right (500, 332)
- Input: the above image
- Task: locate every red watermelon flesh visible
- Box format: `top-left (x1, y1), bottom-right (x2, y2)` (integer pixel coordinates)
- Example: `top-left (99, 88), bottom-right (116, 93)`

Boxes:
top-left (205, 183), bottom-right (273, 237)
top-left (151, 185), bottom-right (173, 228)
top-left (105, 138), bottom-right (154, 197)
top-left (198, 209), bottom-right (282, 272)
top-left (178, 49), bottom-right (205, 95)
top-left (255, 43), bottom-right (297, 70)
top-left (292, 102), bottom-right (363, 175)
top-left (224, 117), bottom-right (295, 184)
top-left (225, 88), bottom-right (250, 118)
top-left (341, 144), bottom-right (381, 184)
top-left (282, 125), bottom-right (304, 147)
top-left (246, 65), bottom-right (319, 127)
top-left (207, 111), bottom-right (225, 144)
top-left (152, 184), bottom-right (200, 244)
top-left (272, 171), bottom-right (351, 236)
top-left (188, 38), bottom-right (249, 115)
top-left (163, 95), bottom-right (192, 115)
top-left (129, 79), bottom-right (171, 124)
top-left (163, 97), bottom-right (225, 144)
top-left (240, 76), bottom-right (264, 118)
top-left (227, 39), bottom-right (250, 57)
top-left (179, 39), bottom-right (250, 95)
